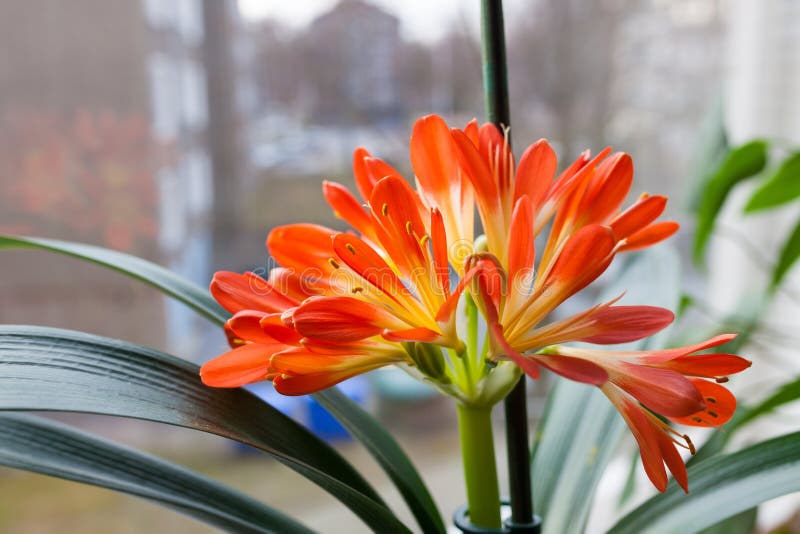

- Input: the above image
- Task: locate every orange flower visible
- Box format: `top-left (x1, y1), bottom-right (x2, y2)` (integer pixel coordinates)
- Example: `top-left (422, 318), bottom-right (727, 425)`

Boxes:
top-left (201, 114), bottom-right (750, 491)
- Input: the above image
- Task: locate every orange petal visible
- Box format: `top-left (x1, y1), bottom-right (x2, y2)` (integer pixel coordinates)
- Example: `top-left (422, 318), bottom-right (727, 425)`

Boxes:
top-left (267, 224), bottom-right (337, 275)
top-left (478, 122), bottom-right (514, 195)
top-left (200, 343), bottom-right (283, 388)
top-left (228, 310), bottom-right (275, 344)
top-left (619, 221), bottom-right (680, 252)
top-left (636, 334), bottom-right (737, 364)
top-left (332, 232), bottom-right (407, 299)
top-left (430, 208), bottom-right (451, 297)
top-left (507, 195), bottom-right (535, 281)
top-left (452, 128), bottom-right (500, 213)
top-left (578, 152), bottom-right (633, 225)
top-left (610, 194), bottom-right (667, 240)
top-left (290, 296), bottom-right (409, 342)
top-left (606, 388), bottom-right (669, 492)
top-left (369, 175), bottom-right (429, 277)
top-left (514, 139), bottom-right (557, 211)
top-left (534, 353), bottom-right (608, 385)
top-left (259, 313), bottom-right (303, 345)
top-left (410, 114), bottom-right (459, 198)
top-left (211, 271), bottom-right (297, 314)
top-left (579, 306), bottom-right (674, 344)
top-left (545, 224), bottom-right (616, 297)
top-left (613, 363), bottom-right (704, 417)
top-left (669, 379), bottom-right (737, 427)
top-left (351, 147), bottom-right (404, 200)
top-left (491, 323), bottom-right (540, 379)
top-left (656, 429), bottom-right (688, 493)
top-left (322, 181), bottom-right (375, 239)
top-left (660, 353), bottom-right (751, 379)
top-left (382, 327), bottom-right (440, 343)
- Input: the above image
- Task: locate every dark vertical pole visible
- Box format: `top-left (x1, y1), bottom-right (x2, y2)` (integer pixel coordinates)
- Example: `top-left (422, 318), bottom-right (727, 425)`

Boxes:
top-left (480, 0), bottom-right (537, 528)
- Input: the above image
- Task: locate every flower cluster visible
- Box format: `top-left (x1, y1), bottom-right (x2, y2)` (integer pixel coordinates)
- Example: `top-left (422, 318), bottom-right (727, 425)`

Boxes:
top-left (201, 114), bottom-right (750, 492)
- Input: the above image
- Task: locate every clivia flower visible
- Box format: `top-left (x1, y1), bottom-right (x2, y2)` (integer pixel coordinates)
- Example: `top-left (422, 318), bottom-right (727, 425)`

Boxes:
top-left (200, 114), bottom-right (750, 492)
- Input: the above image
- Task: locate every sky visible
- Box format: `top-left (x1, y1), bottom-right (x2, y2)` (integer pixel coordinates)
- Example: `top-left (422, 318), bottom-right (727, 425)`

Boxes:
top-left (237, 0), bottom-right (483, 43)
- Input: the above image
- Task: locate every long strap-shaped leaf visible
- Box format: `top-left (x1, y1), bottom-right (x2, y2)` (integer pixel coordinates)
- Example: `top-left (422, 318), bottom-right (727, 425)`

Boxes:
top-left (315, 388), bottom-right (445, 534)
top-left (0, 235), bottom-right (442, 533)
top-left (0, 325), bottom-right (411, 534)
top-left (609, 431), bottom-right (800, 534)
top-left (0, 236), bottom-right (228, 324)
top-left (0, 413), bottom-right (313, 534)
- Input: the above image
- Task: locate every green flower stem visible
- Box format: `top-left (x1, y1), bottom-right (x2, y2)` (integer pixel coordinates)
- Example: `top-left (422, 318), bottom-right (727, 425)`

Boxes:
top-left (457, 402), bottom-right (502, 529)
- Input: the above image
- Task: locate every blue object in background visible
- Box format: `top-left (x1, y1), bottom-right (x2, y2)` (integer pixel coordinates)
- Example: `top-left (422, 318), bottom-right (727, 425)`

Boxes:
top-left (234, 376), bottom-right (371, 453)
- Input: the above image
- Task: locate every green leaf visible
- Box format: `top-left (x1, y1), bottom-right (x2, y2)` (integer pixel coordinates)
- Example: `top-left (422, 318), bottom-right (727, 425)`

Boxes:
top-left (531, 246), bottom-right (683, 534)
top-left (745, 152), bottom-right (800, 212)
top-left (0, 413), bottom-right (312, 534)
top-left (693, 140), bottom-right (769, 263)
top-left (0, 236), bottom-right (439, 532)
top-left (0, 325), bottom-right (411, 534)
top-left (732, 374), bottom-right (800, 431)
top-left (314, 388), bottom-right (445, 534)
top-left (609, 431), bottom-right (800, 534)
top-left (0, 236), bottom-right (228, 324)
top-left (771, 214), bottom-right (800, 289)
top-left (531, 380), bottom-right (625, 534)
top-left (698, 508), bottom-right (757, 534)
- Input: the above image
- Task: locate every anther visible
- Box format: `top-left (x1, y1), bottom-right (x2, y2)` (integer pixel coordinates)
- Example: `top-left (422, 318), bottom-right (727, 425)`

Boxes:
top-left (345, 243), bottom-right (357, 255)
top-left (705, 396), bottom-right (717, 404)
top-left (351, 286), bottom-right (364, 294)
top-left (715, 376), bottom-right (729, 383)
top-left (419, 234), bottom-right (430, 247)
top-left (684, 435), bottom-right (696, 455)
top-left (691, 416), bottom-right (703, 423)
top-left (328, 258), bottom-right (340, 269)
top-left (381, 203), bottom-right (389, 216)
top-left (405, 221), bottom-right (414, 235)
top-left (707, 410), bottom-right (718, 418)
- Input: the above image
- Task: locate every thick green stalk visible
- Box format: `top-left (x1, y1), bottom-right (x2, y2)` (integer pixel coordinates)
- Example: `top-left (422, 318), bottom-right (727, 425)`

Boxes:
top-left (457, 403), bottom-right (502, 529)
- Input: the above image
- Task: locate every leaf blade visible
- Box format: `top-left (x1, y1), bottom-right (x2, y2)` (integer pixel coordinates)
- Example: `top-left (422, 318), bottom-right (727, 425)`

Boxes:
top-left (0, 325), bottom-right (411, 534)
top-left (693, 140), bottom-right (769, 263)
top-left (0, 413), bottom-right (314, 534)
top-left (314, 388), bottom-right (445, 534)
top-left (0, 235), bottom-right (228, 324)
top-left (745, 152), bottom-right (800, 212)
top-left (609, 431), bottom-right (800, 534)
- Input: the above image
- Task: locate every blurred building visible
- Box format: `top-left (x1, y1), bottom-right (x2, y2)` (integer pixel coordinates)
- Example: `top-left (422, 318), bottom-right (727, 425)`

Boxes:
top-left (0, 0), bottom-right (250, 358)
top-left (304, 0), bottom-right (404, 124)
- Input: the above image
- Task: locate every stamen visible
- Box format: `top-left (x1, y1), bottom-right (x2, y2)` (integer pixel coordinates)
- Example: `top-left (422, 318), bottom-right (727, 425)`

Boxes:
top-left (684, 434), bottom-right (696, 455)
top-left (351, 286), bottom-right (364, 294)
top-left (381, 203), bottom-right (389, 216)
top-left (328, 258), bottom-right (340, 269)
top-left (345, 243), bottom-right (357, 255)
top-left (419, 234), bottom-right (430, 247)
top-left (715, 376), bottom-right (729, 383)
top-left (705, 396), bottom-right (717, 404)
top-left (707, 410), bottom-right (718, 418)
top-left (691, 416), bottom-right (703, 423)
top-left (405, 221), bottom-right (414, 235)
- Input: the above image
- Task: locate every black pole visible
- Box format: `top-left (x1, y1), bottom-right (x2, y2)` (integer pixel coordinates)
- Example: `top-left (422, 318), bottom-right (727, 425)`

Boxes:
top-left (480, 1), bottom-right (537, 528)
